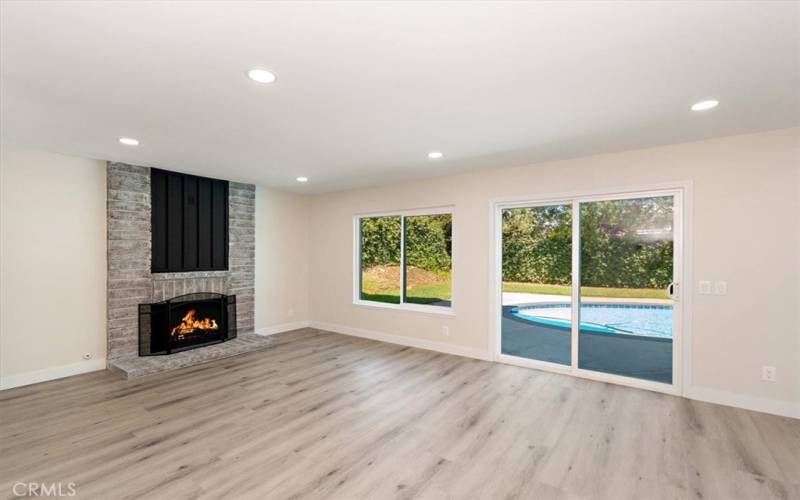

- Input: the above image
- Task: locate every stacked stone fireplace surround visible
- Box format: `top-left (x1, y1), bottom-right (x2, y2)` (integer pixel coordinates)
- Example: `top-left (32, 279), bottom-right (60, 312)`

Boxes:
top-left (107, 162), bottom-right (272, 377)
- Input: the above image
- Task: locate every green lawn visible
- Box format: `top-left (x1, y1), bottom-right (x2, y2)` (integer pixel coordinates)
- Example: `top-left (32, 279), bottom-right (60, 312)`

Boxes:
top-left (361, 270), bottom-right (452, 305)
top-left (361, 282), bottom-right (453, 305)
top-left (359, 292), bottom-right (401, 304)
top-left (361, 275), bottom-right (666, 304)
top-left (405, 281), bottom-right (452, 304)
top-left (502, 281), bottom-right (668, 299)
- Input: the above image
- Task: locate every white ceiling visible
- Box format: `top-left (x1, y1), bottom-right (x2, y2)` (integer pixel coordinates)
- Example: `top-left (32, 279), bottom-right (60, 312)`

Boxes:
top-left (1, 1), bottom-right (798, 193)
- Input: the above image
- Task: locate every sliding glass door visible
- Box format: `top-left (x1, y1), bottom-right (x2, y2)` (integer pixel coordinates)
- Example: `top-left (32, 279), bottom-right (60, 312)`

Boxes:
top-left (498, 190), bottom-right (681, 389)
top-left (500, 204), bottom-right (573, 365)
top-left (578, 196), bottom-right (675, 383)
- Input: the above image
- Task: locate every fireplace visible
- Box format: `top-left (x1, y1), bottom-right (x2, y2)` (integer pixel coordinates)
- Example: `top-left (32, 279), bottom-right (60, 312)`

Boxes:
top-left (138, 293), bottom-right (237, 355)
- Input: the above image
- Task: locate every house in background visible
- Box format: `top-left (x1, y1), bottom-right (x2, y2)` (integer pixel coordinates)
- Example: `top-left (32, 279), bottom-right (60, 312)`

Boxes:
top-left (1, 1), bottom-right (798, 499)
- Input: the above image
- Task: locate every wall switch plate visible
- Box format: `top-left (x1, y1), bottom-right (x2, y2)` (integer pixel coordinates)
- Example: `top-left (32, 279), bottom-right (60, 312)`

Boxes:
top-left (698, 281), bottom-right (712, 294)
top-left (762, 366), bottom-right (777, 382)
top-left (442, 326), bottom-right (450, 337)
top-left (714, 281), bottom-right (727, 295)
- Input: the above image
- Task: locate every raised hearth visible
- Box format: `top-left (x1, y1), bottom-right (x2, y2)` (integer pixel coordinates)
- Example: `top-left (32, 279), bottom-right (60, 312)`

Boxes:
top-left (108, 333), bottom-right (275, 378)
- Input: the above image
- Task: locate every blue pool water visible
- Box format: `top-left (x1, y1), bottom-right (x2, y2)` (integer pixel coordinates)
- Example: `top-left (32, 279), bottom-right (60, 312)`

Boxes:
top-left (512, 303), bottom-right (673, 338)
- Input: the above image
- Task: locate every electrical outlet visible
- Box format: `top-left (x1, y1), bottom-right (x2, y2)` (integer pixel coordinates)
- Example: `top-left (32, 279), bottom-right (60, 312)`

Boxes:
top-left (762, 366), bottom-right (776, 382)
top-left (442, 326), bottom-right (450, 337)
top-left (287, 308), bottom-right (295, 318)
top-left (698, 281), bottom-right (712, 294)
top-left (714, 281), bottom-right (727, 295)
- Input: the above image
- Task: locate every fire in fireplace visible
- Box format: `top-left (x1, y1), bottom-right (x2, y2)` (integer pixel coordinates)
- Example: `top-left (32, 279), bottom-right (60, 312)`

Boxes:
top-left (139, 292), bottom-right (236, 355)
top-left (171, 309), bottom-right (219, 339)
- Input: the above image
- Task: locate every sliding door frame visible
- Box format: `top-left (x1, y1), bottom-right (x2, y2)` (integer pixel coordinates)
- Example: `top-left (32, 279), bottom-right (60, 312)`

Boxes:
top-left (489, 182), bottom-right (692, 396)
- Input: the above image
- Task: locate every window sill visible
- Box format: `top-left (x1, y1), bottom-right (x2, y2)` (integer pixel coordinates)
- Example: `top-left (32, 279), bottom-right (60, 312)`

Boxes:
top-left (352, 300), bottom-right (455, 317)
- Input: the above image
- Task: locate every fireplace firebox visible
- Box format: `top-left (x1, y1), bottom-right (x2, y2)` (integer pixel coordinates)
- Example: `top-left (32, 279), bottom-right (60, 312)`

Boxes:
top-left (138, 293), bottom-right (237, 355)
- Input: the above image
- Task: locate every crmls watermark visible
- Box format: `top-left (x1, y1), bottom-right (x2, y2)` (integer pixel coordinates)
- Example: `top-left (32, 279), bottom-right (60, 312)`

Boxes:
top-left (11, 482), bottom-right (77, 497)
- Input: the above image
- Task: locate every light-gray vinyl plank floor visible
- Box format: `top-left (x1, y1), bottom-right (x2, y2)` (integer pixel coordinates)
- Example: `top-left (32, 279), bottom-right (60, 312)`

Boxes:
top-left (1, 328), bottom-right (798, 499)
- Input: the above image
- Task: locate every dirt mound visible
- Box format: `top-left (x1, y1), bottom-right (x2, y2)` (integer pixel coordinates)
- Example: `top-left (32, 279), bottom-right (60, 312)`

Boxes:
top-left (362, 265), bottom-right (446, 291)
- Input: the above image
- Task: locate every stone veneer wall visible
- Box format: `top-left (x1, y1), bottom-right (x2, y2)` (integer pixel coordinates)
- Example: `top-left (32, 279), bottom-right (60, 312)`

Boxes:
top-left (107, 163), bottom-right (255, 360)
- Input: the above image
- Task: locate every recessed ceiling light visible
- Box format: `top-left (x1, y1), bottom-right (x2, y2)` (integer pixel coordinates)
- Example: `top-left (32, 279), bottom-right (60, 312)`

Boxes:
top-left (691, 99), bottom-right (719, 111)
top-left (247, 68), bottom-right (277, 84)
top-left (428, 151), bottom-right (443, 159)
top-left (119, 137), bottom-right (139, 146)
top-left (296, 176), bottom-right (308, 183)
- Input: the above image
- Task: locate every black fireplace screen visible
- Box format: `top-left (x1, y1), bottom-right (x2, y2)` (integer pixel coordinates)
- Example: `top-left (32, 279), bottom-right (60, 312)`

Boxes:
top-left (139, 293), bottom-right (237, 355)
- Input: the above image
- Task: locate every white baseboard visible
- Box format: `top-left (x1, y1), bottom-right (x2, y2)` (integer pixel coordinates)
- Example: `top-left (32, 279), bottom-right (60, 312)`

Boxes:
top-left (685, 386), bottom-right (800, 419)
top-left (255, 320), bottom-right (311, 336)
top-left (309, 320), bottom-right (492, 361)
top-left (0, 359), bottom-right (107, 391)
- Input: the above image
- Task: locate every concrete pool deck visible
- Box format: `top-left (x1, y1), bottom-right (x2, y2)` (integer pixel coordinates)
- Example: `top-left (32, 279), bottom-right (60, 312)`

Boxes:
top-left (501, 303), bottom-right (673, 384)
top-left (502, 292), bottom-right (672, 306)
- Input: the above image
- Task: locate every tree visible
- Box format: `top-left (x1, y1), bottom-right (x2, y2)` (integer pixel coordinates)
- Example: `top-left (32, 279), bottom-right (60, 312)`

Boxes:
top-left (502, 205), bottom-right (572, 284)
top-left (405, 214), bottom-right (451, 273)
top-left (502, 197), bottom-right (673, 289)
top-left (360, 216), bottom-right (401, 268)
top-left (360, 214), bottom-right (452, 273)
top-left (578, 197), bottom-right (673, 289)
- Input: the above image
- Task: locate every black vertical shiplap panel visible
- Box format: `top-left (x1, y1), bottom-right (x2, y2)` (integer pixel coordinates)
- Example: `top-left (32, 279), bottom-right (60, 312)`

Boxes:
top-left (223, 181), bottom-right (229, 269)
top-left (151, 170), bottom-right (167, 272)
top-left (211, 180), bottom-right (227, 270)
top-left (151, 169), bottom-right (228, 273)
top-left (182, 175), bottom-right (198, 270)
top-left (197, 178), bottom-right (213, 269)
top-left (166, 172), bottom-right (183, 270)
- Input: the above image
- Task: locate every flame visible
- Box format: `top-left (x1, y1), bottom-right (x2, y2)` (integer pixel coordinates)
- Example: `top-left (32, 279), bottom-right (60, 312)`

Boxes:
top-left (171, 309), bottom-right (219, 338)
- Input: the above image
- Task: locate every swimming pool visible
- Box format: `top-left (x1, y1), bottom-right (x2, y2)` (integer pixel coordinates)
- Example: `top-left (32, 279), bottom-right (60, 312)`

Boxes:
top-left (511, 303), bottom-right (673, 338)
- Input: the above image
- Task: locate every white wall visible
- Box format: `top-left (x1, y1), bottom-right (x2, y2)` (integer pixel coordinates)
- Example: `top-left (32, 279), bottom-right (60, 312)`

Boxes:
top-left (255, 186), bottom-right (310, 333)
top-left (0, 150), bottom-right (108, 388)
top-left (308, 128), bottom-right (800, 417)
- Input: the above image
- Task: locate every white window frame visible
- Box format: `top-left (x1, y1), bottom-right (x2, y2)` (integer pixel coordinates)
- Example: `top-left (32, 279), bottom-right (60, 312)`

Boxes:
top-left (353, 206), bottom-right (454, 316)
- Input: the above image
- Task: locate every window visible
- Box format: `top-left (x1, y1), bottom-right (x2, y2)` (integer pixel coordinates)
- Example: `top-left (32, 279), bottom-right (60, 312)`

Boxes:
top-left (358, 215), bottom-right (402, 304)
top-left (357, 209), bottom-right (452, 310)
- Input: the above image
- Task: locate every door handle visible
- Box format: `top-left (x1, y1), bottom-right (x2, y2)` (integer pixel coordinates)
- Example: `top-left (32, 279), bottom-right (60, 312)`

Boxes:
top-left (667, 282), bottom-right (679, 300)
